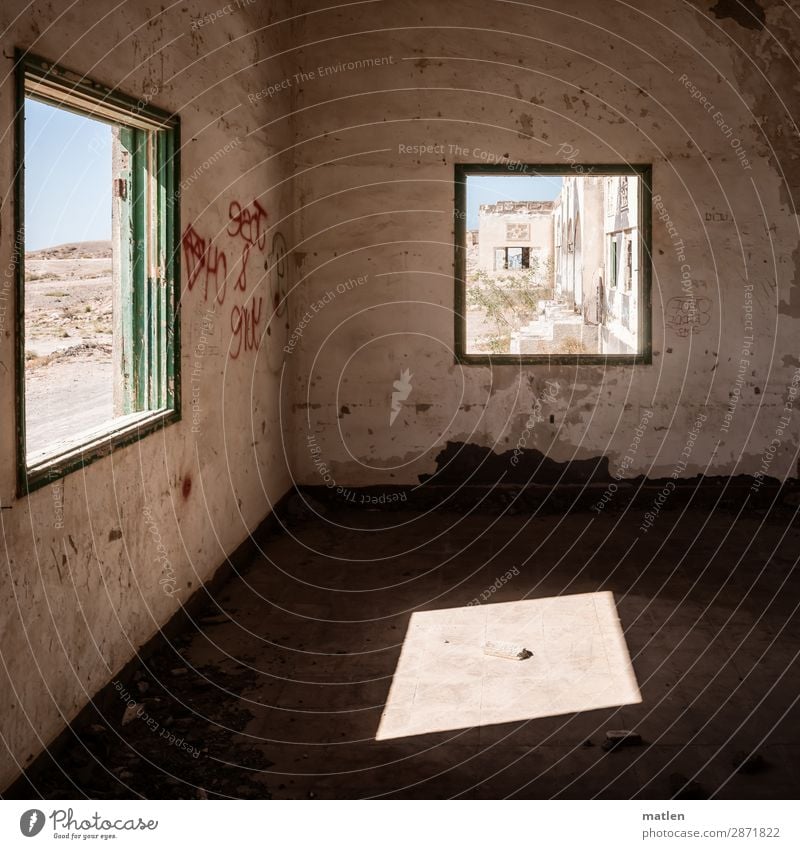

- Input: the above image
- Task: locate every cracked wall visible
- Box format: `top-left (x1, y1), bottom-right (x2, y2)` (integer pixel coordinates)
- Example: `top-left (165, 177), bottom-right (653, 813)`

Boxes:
top-left (0, 0), bottom-right (294, 789)
top-left (283, 0), bottom-right (800, 490)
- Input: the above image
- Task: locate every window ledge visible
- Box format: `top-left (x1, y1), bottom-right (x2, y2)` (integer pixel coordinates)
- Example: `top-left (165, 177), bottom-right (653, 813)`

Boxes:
top-left (23, 408), bottom-right (178, 493)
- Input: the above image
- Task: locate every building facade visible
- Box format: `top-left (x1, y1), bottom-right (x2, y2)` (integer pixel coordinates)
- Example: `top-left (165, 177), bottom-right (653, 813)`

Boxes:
top-left (602, 175), bottom-right (641, 354)
top-left (477, 200), bottom-right (554, 275)
top-left (551, 174), bottom-right (640, 354)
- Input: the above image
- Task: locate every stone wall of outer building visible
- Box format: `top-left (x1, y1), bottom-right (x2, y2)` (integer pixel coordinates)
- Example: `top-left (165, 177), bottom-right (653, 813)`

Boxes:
top-left (477, 201), bottom-right (554, 277)
top-left (603, 175), bottom-right (641, 354)
top-left (553, 176), bottom-right (604, 315)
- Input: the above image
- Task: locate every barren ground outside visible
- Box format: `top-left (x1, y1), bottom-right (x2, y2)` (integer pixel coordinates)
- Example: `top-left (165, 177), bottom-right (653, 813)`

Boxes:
top-left (24, 241), bottom-right (113, 456)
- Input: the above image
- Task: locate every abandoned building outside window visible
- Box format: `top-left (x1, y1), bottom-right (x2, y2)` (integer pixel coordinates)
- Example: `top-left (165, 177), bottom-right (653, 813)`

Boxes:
top-left (16, 55), bottom-right (180, 492)
top-left (455, 165), bottom-right (651, 362)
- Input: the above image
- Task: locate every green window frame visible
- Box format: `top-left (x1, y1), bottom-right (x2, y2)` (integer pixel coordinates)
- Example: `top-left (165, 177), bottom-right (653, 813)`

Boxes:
top-left (454, 163), bottom-right (652, 366)
top-left (14, 51), bottom-right (181, 494)
top-left (609, 236), bottom-right (619, 288)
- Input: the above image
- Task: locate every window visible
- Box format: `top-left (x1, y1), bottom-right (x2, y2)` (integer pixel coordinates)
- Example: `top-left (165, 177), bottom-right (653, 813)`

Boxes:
top-left (619, 178), bottom-right (629, 210)
top-left (494, 247), bottom-right (531, 270)
top-left (625, 236), bottom-right (633, 291)
top-left (454, 164), bottom-right (652, 363)
top-left (15, 52), bottom-right (180, 493)
top-left (609, 237), bottom-right (618, 288)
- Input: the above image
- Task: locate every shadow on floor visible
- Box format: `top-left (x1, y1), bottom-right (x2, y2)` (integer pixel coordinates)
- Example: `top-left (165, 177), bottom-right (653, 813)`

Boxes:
top-left (8, 504), bottom-right (800, 799)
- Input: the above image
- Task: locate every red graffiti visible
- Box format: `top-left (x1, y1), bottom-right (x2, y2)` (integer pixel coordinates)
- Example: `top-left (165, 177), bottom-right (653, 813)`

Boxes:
top-left (229, 200), bottom-right (268, 293)
top-left (228, 199), bottom-right (268, 250)
top-left (182, 224), bottom-right (228, 304)
top-left (182, 224), bottom-right (206, 288)
top-left (233, 244), bottom-right (252, 294)
top-left (186, 199), bottom-right (280, 361)
top-left (230, 297), bottom-right (263, 359)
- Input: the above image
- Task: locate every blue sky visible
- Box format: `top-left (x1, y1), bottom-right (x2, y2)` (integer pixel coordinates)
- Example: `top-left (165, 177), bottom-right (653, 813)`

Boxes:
top-left (25, 98), bottom-right (112, 251)
top-left (467, 175), bottom-right (562, 229)
top-left (23, 103), bottom-right (561, 248)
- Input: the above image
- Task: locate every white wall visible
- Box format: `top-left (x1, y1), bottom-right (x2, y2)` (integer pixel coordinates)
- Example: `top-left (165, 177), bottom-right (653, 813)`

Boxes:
top-left (0, 0), bottom-right (294, 789)
top-left (477, 203), bottom-right (553, 273)
top-left (284, 0), bottom-right (800, 488)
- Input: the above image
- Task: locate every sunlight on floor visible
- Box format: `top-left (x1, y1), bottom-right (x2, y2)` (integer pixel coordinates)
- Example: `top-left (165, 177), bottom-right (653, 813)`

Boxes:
top-left (376, 591), bottom-right (641, 740)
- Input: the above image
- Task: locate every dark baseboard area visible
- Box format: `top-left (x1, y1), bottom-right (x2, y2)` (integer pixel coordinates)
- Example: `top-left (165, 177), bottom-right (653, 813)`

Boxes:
top-left (300, 476), bottom-right (799, 516)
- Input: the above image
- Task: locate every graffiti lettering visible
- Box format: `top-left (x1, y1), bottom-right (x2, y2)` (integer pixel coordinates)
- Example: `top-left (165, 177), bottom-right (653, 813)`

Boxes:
top-left (230, 200), bottom-right (268, 293)
top-left (184, 199), bottom-right (285, 361)
top-left (228, 199), bottom-right (268, 250)
top-left (230, 298), bottom-right (263, 359)
top-left (182, 224), bottom-right (228, 304)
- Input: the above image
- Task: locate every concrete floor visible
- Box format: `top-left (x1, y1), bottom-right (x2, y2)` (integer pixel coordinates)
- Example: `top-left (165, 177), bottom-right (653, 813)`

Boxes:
top-left (19, 501), bottom-right (800, 799)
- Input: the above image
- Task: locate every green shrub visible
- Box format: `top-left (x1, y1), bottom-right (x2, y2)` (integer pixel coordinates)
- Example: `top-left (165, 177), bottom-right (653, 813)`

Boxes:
top-left (467, 257), bottom-right (554, 344)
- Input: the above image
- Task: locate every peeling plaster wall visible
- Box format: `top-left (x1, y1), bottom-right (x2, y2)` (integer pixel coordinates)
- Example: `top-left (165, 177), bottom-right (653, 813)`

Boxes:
top-left (284, 0), bottom-right (800, 489)
top-left (2, 0), bottom-right (800, 793)
top-left (0, 1), bottom-right (294, 789)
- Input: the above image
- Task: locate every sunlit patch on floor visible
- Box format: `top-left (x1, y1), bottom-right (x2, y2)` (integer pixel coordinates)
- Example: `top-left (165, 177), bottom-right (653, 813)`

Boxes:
top-left (376, 591), bottom-right (641, 740)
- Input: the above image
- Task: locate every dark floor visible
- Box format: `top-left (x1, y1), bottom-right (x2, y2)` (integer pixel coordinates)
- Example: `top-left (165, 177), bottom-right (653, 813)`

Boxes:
top-left (14, 499), bottom-right (800, 799)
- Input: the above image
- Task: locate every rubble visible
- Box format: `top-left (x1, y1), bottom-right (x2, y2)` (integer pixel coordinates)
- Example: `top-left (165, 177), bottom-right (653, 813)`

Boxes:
top-left (602, 730), bottom-right (643, 751)
top-left (670, 772), bottom-right (707, 800)
top-left (483, 640), bottom-right (532, 660)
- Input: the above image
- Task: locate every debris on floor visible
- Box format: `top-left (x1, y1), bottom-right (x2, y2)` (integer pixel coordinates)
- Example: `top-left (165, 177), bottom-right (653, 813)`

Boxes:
top-left (601, 730), bottom-right (643, 751)
top-left (198, 614), bottom-right (230, 626)
top-left (670, 772), bottom-right (707, 800)
top-left (11, 505), bottom-right (800, 800)
top-left (483, 640), bottom-right (532, 660)
top-left (121, 703), bottom-right (139, 726)
top-left (23, 640), bottom-right (273, 800)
